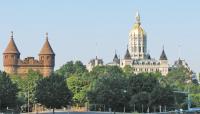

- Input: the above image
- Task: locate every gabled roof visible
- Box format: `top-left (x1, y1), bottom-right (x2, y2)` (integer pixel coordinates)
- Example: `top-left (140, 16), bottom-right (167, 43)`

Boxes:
top-left (4, 32), bottom-right (20, 54)
top-left (39, 33), bottom-right (55, 55)
top-left (160, 49), bottom-right (167, 60)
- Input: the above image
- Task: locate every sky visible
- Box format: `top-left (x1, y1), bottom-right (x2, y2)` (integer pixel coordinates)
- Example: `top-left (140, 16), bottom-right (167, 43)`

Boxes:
top-left (0, 0), bottom-right (200, 72)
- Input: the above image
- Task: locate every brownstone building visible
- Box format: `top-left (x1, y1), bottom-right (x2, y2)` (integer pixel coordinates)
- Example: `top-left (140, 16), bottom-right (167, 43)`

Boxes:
top-left (3, 32), bottom-right (55, 77)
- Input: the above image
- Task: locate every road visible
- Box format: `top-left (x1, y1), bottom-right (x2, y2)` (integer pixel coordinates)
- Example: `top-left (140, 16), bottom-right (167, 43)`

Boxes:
top-left (28, 112), bottom-right (117, 114)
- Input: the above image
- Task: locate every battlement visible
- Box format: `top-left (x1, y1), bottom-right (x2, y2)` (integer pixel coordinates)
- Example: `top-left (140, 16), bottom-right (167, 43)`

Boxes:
top-left (18, 57), bottom-right (43, 67)
top-left (3, 32), bottom-right (55, 77)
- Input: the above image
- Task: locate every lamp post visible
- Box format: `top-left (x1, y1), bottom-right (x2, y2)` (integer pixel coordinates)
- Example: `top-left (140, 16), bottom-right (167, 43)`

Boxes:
top-left (123, 90), bottom-right (127, 113)
top-left (34, 98), bottom-right (38, 114)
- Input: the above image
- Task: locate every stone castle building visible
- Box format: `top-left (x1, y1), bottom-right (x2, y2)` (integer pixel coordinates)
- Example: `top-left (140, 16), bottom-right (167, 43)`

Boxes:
top-left (3, 32), bottom-right (55, 77)
top-left (86, 56), bottom-right (103, 72)
top-left (87, 12), bottom-right (169, 76)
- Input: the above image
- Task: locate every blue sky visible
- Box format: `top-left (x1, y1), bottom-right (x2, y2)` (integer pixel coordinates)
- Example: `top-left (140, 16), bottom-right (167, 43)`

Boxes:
top-left (0, 0), bottom-right (200, 72)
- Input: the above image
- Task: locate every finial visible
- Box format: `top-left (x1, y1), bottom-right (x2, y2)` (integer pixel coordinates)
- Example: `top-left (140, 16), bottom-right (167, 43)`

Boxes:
top-left (162, 45), bottom-right (164, 50)
top-left (11, 31), bottom-right (13, 38)
top-left (115, 49), bottom-right (117, 54)
top-left (45, 32), bottom-right (48, 40)
top-left (136, 11), bottom-right (141, 24)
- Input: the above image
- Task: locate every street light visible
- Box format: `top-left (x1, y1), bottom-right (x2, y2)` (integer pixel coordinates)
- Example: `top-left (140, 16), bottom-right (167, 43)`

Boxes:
top-left (123, 90), bottom-right (127, 113)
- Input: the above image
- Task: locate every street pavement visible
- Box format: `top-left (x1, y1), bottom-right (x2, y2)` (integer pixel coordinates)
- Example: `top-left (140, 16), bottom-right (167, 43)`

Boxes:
top-left (27, 112), bottom-right (118, 114)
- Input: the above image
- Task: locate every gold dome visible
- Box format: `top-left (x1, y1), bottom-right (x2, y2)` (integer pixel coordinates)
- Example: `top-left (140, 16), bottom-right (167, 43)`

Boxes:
top-left (129, 12), bottom-right (146, 36)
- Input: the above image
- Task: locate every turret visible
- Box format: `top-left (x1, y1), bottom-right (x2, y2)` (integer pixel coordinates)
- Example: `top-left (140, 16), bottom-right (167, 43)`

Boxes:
top-left (121, 47), bottom-right (132, 68)
top-left (113, 51), bottom-right (120, 64)
top-left (3, 31), bottom-right (20, 74)
top-left (159, 47), bottom-right (168, 63)
top-left (39, 33), bottom-right (55, 76)
top-left (159, 47), bottom-right (168, 76)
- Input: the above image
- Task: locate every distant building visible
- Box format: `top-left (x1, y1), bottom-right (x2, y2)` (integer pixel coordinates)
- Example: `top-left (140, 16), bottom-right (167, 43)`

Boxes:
top-left (121, 12), bottom-right (169, 75)
top-left (3, 32), bottom-right (55, 77)
top-left (107, 52), bottom-right (120, 66)
top-left (172, 58), bottom-right (192, 73)
top-left (87, 12), bottom-right (169, 76)
top-left (86, 56), bottom-right (103, 72)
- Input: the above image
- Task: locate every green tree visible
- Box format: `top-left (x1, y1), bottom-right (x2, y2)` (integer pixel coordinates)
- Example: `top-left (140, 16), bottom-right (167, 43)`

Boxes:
top-left (123, 65), bottom-right (133, 77)
top-left (67, 73), bottom-right (90, 106)
top-left (166, 67), bottom-right (193, 109)
top-left (0, 72), bottom-right (19, 110)
top-left (35, 73), bottom-right (71, 114)
top-left (87, 66), bottom-right (127, 112)
top-left (11, 70), bottom-right (42, 108)
top-left (128, 73), bottom-right (174, 112)
top-left (167, 67), bottom-right (191, 87)
top-left (56, 61), bottom-right (87, 77)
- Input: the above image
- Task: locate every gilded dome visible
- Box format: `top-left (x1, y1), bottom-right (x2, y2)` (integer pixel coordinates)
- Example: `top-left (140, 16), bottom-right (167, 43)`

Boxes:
top-left (129, 12), bottom-right (146, 36)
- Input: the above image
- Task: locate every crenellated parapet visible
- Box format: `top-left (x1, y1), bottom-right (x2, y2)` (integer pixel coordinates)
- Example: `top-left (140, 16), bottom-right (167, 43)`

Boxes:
top-left (3, 32), bottom-right (55, 77)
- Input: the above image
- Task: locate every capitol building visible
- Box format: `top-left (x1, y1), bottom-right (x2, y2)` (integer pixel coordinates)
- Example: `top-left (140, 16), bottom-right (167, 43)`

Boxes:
top-left (87, 12), bottom-right (169, 76)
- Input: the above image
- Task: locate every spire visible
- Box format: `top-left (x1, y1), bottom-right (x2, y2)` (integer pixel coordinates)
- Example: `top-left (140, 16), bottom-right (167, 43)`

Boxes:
top-left (112, 50), bottom-right (120, 64)
top-left (160, 46), bottom-right (167, 60)
top-left (135, 11), bottom-right (141, 25)
top-left (39, 33), bottom-right (55, 55)
top-left (114, 49), bottom-right (118, 59)
top-left (3, 31), bottom-right (20, 54)
top-left (124, 47), bottom-right (131, 59)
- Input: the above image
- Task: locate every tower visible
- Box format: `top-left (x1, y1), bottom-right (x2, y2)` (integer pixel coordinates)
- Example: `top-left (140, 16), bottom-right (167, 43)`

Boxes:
top-left (39, 33), bottom-right (55, 77)
top-left (113, 51), bottom-right (120, 64)
top-left (159, 47), bottom-right (168, 75)
top-left (3, 31), bottom-right (20, 74)
top-left (129, 12), bottom-right (147, 59)
top-left (121, 47), bottom-right (132, 68)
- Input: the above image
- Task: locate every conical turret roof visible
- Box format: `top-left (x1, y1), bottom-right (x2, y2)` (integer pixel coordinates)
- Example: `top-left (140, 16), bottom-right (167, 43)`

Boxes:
top-left (113, 52), bottom-right (118, 60)
top-left (124, 48), bottom-right (131, 59)
top-left (113, 52), bottom-right (120, 64)
top-left (160, 48), bottom-right (167, 60)
top-left (4, 32), bottom-right (20, 54)
top-left (39, 33), bottom-right (55, 55)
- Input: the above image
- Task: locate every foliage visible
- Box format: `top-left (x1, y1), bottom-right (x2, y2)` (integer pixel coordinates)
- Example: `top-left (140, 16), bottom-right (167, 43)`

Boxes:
top-left (128, 73), bottom-right (174, 112)
top-left (67, 73), bottom-right (90, 106)
top-left (88, 73), bottom-right (127, 112)
top-left (56, 61), bottom-right (87, 77)
top-left (0, 72), bottom-right (19, 110)
top-left (123, 65), bottom-right (133, 77)
top-left (11, 70), bottom-right (42, 106)
top-left (167, 67), bottom-right (191, 87)
top-left (35, 73), bottom-right (71, 113)
top-left (191, 93), bottom-right (200, 107)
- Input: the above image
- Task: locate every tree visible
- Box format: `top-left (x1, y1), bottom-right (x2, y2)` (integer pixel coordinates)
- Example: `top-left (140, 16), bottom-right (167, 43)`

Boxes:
top-left (87, 66), bottom-right (127, 112)
top-left (11, 70), bottom-right (42, 111)
top-left (128, 73), bottom-right (174, 112)
top-left (167, 67), bottom-right (191, 86)
top-left (123, 65), bottom-right (133, 77)
top-left (67, 73), bottom-right (90, 106)
top-left (0, 72), bottom-right (19, 110)
top-left (35, 73), bottom-right (71, 114)
top-left (56, 61), bottom-right (87, 77)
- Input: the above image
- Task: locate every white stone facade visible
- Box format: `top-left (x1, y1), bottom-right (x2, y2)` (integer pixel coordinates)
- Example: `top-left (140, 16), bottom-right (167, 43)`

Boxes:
top-left (87, 12), bottom-right (169, 76)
